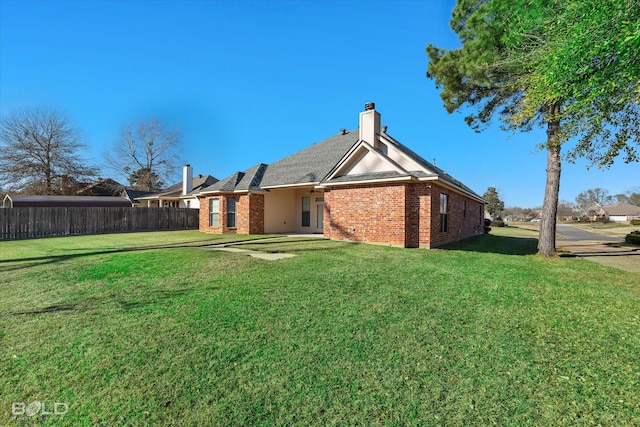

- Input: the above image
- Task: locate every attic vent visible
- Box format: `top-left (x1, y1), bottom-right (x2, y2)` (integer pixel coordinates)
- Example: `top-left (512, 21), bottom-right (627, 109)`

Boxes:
top-left (340, 128), bottom-right (346, 135)
top-left (365, 102), bottom-right (375, 111)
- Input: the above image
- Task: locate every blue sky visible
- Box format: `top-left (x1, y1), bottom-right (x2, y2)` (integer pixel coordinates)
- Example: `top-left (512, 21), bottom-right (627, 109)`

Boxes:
top-left (0, 0), bottom-right (637, 207)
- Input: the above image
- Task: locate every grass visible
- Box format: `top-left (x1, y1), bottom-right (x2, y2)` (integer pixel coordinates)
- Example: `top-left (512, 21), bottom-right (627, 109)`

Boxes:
top-left (1, 231), bottom-right (639, 426)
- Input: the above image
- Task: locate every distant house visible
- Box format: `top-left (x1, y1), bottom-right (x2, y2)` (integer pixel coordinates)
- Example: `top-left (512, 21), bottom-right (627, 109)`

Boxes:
top-left (134, 165), bottom-right (218, 209)
top-left (76, 178), bottom-right (126, 196)
top-left (598, 202), bottom-right (640, 222)
top-left (121, 189), bottom-right (155, 207)
top-left (2, 195), bottom-right (132, 208)
top-left (196, 103), bottom-right (485, 248)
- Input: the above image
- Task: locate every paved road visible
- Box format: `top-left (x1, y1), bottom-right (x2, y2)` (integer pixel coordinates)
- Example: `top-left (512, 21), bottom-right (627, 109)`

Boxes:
top-left (556, 224), bottom-right (623, 242)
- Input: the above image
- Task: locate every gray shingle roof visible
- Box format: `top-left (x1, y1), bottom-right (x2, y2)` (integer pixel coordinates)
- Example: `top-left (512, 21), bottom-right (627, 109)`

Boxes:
top-left (602, 202), bottom-right (640, 216)
top-left (200, 164), bottom-right (268, 193)
top-left (137, 175), bottom-right (218, 199)
top-left (197, 127), bottom-right (482, 202)
top-left (379, 133), bottom-right (483, 200)
top-left (259, 130), bottom-right (359, 187)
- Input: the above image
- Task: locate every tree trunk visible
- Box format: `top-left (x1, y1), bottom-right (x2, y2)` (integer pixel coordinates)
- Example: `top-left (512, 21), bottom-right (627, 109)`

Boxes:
top-left (538, 104), bottom-right (562, 256)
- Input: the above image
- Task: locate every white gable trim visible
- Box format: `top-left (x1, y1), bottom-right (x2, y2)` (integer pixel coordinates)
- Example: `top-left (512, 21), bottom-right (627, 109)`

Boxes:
top-left (324, 140), bottom-right (410, 182)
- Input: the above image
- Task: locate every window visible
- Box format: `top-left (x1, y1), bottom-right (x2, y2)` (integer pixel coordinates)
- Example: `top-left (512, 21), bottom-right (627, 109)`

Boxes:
top-left (463, 200), bottom-right (467, 218)
top-left (227, 197), bottom-right (236, 228)
top-left (302, 196), bottom-right (310, 227)
top-left (186, 200), bottom-right (191, 208)
top-left (440, 193), bottom-right (448, 232)
top-left (209, 198), bottom-right (219, 227)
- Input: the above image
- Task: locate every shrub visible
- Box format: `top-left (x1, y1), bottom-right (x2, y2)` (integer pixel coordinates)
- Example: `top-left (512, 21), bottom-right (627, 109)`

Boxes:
top-left (625, 231), bottom-right (640, 245)
top-left (630, 219), bottom-right (640, 226)
top-left (492, 219), bottom-right (505, 227)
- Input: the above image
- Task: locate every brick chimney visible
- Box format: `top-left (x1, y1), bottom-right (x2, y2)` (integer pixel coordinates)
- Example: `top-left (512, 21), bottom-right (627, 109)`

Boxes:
top-left (182, 164), bottom-right (193, 195)
top-left (359, 102), bottom-right (381, 148)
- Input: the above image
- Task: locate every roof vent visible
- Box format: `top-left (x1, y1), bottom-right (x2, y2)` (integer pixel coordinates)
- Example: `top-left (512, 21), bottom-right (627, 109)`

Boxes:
top-left (382, 125), bottom-right (387, 133)
top-left (340, 128), bottom-right (346, 135)
top-left (365, 102), bottom-right (375, 111)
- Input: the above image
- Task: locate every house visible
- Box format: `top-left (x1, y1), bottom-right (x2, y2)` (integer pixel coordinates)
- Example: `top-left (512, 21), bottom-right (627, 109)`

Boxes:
top-left (598, 202), bottom-right (640, 222)
top-left (76, 178), bottom-right (126, 196)
top-left (196, 103), bottom-right (485, 248)
top-left (133, 165), bottom-right (218, 208)
top-left (2, 195), bottom-right (132, 208)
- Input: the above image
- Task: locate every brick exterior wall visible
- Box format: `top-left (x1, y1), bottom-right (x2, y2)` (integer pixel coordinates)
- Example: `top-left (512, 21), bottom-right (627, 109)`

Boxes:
top-left (427, 183), bottom-right (484, 248)
top-left (237, 193), bottom-right (264, 234)
top-left (406, 183), bottom-right (432, 248)
top-left (324, 182), bottom-right (484, 248)
top-left (324, 184), bottom-right (408, 247)
top-left (199, 185), bottom-right (483, 248)
top-left (198, 193), bottom-right (264, 234)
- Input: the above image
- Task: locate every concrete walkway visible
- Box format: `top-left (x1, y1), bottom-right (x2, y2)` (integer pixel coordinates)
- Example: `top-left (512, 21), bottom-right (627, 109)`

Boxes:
top-left (204, 234), bottom-right (325, 261)
top-left (555, 225), bottom-right (639, 274)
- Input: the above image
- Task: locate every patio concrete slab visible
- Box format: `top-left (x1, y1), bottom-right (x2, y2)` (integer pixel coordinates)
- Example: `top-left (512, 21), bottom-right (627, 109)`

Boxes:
top-left (205, 242), bottom-right (297, 260)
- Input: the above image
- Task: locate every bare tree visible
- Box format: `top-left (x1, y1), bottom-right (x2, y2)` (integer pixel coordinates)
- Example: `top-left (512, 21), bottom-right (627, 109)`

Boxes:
top-left (0, 107), bottom-right (96, 195)
top-left (105, 118), bottom-right (182, 192)
top-left (575, 188), bottom-right (613, 208)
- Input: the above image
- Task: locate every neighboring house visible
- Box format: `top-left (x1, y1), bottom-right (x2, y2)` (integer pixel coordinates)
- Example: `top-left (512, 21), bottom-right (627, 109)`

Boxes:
top-left (121, 189), bottom-right (155, 207)
top-left (134, 165), bottom-right (218, 208)
top-left (2, 195), bottom-right (132, 208)
top-left (196, 103), bottom-right (485, 248)
top-left (76, 178), bottom-right (126, 196)
top-left (598, 202), bottom-right (640, 222)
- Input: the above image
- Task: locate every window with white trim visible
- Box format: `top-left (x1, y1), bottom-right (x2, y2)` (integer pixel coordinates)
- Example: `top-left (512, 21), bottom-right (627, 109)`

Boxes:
top-left (209, 198), bottom-right (219, 227)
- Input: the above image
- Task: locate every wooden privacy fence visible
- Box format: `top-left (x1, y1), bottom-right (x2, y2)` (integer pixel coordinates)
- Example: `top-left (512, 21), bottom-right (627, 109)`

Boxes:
top-left (0, 207), bottom-right (200, 240)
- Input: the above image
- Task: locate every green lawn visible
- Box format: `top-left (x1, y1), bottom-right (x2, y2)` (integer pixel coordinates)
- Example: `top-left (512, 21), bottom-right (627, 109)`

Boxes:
top-left (1, 231), bottom-right (638, 426)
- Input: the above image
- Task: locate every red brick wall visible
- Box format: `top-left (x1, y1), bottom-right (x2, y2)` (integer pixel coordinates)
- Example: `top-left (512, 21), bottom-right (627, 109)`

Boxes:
top-left (324, 184), bottom-right (407, 247)
top-left (237, 193), bottom-right (264, 234)
top-left (199, 185), bottom-right (484, 247)
top-left (428, 183), bottom-right (484, 248)
top-left (199, 193), bottom-right (264, 234)
top-left (324, 182), bottom-right (483, 248)
top-left (406, 183), bottom-right (433, 248)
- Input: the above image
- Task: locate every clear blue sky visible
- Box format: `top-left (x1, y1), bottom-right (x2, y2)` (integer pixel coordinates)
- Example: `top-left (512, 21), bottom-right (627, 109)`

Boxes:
top-left (1, 0), bottom-right (637, 207)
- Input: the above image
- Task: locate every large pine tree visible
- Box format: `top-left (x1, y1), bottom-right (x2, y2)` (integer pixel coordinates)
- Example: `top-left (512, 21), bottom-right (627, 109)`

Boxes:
top-left (427, 0), bottom-right (639, 256)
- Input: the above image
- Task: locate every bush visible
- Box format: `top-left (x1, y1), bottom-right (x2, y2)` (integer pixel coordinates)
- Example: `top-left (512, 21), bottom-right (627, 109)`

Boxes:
top-left (492, 219), bottom-right (505, 227)
top-left (630, 219), bottom-right (640, 226)
top-left (625, 231), bottom-right (640, 245)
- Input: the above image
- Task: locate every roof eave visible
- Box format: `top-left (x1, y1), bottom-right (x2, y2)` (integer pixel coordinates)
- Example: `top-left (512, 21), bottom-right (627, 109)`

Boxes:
top-left (419, 176), bottom-right (486, 204)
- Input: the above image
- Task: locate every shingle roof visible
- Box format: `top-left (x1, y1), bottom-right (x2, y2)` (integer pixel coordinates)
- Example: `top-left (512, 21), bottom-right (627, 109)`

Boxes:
top-left (325, 171), bottom-right (414, 183)
top-left (259, 130), bottom-right (359, 187)
top-left (200, 131), bottom-right (359, 193)
top-left (137, 175), bottom-right (218, 199)
top-left (122, 189), bottom-right (155, 201)
top-left (200, 164), bottom-right (267, 193)
top-left (76, 178), bottom-right (126, 196)
top-left (601, 202), bottom-right (640, 216)
top-left (197, 127), bottom-right (482, 202)
top-left (379, 133), bottom-right (483, 199)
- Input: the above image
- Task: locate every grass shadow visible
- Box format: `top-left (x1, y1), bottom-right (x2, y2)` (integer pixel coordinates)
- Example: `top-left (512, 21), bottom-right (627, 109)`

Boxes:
top-left (441, 234), bottom-right (538, 255)
top-left (0, 236), bottom-right (277, 273)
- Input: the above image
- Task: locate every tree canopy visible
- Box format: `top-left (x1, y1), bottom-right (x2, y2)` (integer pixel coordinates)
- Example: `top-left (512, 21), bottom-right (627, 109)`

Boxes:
top-left (482, 187), bottom-right (504, 216)
top-left (575, 188), bottom-right (613, 208)
top-left (427, 0), bottom-right (639, 255)
top-left (0, 107), bottom-right (96, 195)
